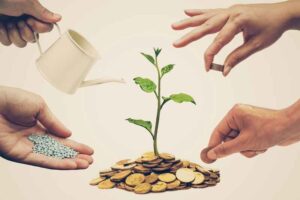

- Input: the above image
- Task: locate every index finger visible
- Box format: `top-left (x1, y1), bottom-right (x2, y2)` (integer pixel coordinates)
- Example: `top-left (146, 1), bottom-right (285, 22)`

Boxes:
top-left (208, 109), bottom-right (240, 148)
top-left (204, 21), bottom-right (241, 71)
top-left (37, 102), bottom-right (72, 138)
top-left (173, 13), bottom-right (228, 48)
top-left (26, 18), bottom-right (53, 33)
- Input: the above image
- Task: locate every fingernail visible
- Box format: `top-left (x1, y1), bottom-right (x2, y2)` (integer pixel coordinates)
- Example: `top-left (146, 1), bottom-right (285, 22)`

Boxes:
top-left (18, 21), bottom-right (25, 28)
top-left (27, 19), bottom-right (34, 27)
top-left (54, 13), bottom-right (61, 19)
top-left (53, 13), bottom-right (62, 20)
top-left (205, 64), bottom-right (210, 72)
top-left (223, 65), bottom-right (232, 77)
top-left (173, 40), bottom-right (180, 47)
top-left (207, 150), bottom-right (217, 160)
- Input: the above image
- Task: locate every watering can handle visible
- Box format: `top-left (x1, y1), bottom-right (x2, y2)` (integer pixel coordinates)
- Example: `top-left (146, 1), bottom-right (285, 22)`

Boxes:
top-left (33, 23), bottom-right (62, 55)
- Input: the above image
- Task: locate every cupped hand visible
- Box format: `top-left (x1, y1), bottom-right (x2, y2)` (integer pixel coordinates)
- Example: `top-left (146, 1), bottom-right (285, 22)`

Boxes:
top-left (172, 2), bottom-right (298, 76)
top-left (0, 87), bottom-right (94, 170)
top-left (201, 103), bottom-right (300, 163)
top-left (0, 0), bottom-right (61, 47)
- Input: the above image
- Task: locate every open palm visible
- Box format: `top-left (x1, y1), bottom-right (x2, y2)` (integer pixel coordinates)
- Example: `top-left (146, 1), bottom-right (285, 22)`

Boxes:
top-left (0, 87), bottom-right (93, 170)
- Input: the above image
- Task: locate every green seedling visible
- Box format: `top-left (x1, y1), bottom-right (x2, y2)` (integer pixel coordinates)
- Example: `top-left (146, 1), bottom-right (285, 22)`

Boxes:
top-left (127, 48), bottom-right (196, 156)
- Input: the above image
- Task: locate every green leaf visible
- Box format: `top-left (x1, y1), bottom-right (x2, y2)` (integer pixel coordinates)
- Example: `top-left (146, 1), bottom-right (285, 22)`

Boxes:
top-left (154, 48), bottom-right (162, 57)
top-left (161, 64), bottom-right (174, 77)
top-left (168, 93), bottom-right (196, 104)
top-left (134, 77), bottom-right (157, 93)
top-left (126, 118), bottom-right (152, 133)
top-left (141, 53), bottom-right (155, 65)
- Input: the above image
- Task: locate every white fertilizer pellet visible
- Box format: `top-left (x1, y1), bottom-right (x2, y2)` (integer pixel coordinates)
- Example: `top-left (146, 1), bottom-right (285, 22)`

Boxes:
top-left (28, 134), bottom-right (78, 159)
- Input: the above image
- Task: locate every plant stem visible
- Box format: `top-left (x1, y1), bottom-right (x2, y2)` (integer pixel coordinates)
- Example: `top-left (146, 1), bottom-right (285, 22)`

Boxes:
top-left (153, 56), bottom-right (161, 156)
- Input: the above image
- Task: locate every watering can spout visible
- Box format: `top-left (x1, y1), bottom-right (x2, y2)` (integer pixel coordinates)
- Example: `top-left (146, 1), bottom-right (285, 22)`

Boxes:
top-left (80, 78), bottom-right (126, 88)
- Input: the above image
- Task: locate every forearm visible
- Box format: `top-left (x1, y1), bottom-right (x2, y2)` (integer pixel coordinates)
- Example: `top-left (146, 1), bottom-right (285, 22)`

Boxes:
top-left (282, 0), bottom-right (300, 30)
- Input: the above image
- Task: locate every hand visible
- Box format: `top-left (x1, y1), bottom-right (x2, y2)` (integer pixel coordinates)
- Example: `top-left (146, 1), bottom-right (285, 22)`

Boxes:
top-left (0, 86), bottom-right (94, 170)
top-left (172, 1), bottom-right (300, 76)
top-left (0, 0), bottom-right (61, 47)
top-left (201, 101), bottom-right (300, 163)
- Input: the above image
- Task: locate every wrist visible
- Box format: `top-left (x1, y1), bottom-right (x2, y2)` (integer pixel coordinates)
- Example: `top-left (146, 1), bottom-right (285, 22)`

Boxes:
top-left (0, 86), bottom-right (8, 114)
top-left (280, 1), bottom-right (300, 30)
top-left (282, 99), bottom-right (300, 137)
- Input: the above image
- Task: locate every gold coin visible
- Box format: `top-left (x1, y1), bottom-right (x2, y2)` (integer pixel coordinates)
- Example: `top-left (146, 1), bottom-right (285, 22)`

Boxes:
top-left (176, 184), bottom-right (190, 190)
top-left (99, 171), bottom-right (117, 178)
top-left (170, 161), bottom-right (183, 171)
top-left (125, 173), bottom-right (145, 186)
top-left (167, 180), bottom-right (181, 190)
top-left (205, 180), bottom-right (217, 186)
top-left (135, 158), bottom-right (143, 163)
top-left (98, 179), bottom-right (115, 189)
top-left (146, 158), bottom-right (163, 164)
top-left (134, 165), bottom-right (149, 171)
top-left (208, 168), bottom-right (220, 174)
top-left (99, 169), bottom-right (116, 177)
top-left (182, 160), bottom-right (190, 168)
top-left (111, 163), bottom-right (136, 170)
top-left (159, 153), bottom-right (175, 161)
top-left (205, 176), bottom-right (210, 181)
top-left (134, 183), bottom-right (152, 194)
top-left (152, 166), bottom-right (170, 172)
top-left (124, 184), bottom-right (135, 191)
top-left (111, 170), bottom-right (131, 182)
top-left (151, 181), bottom-right (167, 192)
top-left (89, 177), bottom-right (106, 186)
top-left (124, 159), bottom-right (137, 166)
top-left (176, 168), bottom-right (196, 183)
top-left (134, 165), bottom-right (151, 174)
top-left (142, 151), bottom-right (155, 158)
top-left (116, 159), bottom-right (131, 165)
top-left (142, 155), bottom-right (158, 162)
top-left (189, 162), bottom-right (200, 169)
top-left (165, 159), bottom-right (181, 164)
top-left (145, 174), bottom-right (158, 184)
top-left (192, 172), bottom-right (205, 185)
top-left (158, 173), bottom-right (176, 183)
top-left (196, 166), bottom-right (210, 176)
top-left (99, 169), bottom-right (114, 174)
top-left (209, 172), bottom-right (219, 179)
top-left (192, 184), bottom-right (208, 188)
top-left (111, 164), bottom-right (124, 170)
top-left (201, 146), bottom-right (216, 164)
top-left (142, 163), bottom-right (159, 168)
top-left (157, 162), bottom-right (173, 168)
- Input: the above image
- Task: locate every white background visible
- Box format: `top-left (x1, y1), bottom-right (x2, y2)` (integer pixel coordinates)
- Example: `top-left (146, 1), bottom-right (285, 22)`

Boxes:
top-left (1, 0), bottom-right (300, 199)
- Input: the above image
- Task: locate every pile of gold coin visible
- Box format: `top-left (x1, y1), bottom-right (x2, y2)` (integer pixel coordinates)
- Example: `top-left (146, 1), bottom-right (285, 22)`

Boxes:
top-left (89, 152), bottom-right (220, 194)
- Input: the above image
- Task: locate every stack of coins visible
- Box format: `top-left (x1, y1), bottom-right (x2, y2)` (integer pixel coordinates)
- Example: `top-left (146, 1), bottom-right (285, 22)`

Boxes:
top-left (90, 152), bottom-right (220, 194)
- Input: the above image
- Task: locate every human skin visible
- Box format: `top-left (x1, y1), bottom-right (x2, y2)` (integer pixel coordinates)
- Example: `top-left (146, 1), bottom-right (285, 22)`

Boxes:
top-left (172, 1), bottom-right (300, 76)
top-left (200, 100), bottom-right (300, 163)
top-left (0, 86), bottom-right (94, 170)
top-left (0, 0), bottom-right (61, 47)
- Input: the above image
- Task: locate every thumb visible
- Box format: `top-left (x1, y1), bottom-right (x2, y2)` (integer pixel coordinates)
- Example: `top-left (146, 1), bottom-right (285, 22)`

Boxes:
top-left (37, 102), bottom-right (71, 138)
top-left (223, 37), bottom-right (263, 76)
top-left (207, 135), bottom-right (246, 160)
top-left (25, 0), bottom-right (61, 23)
